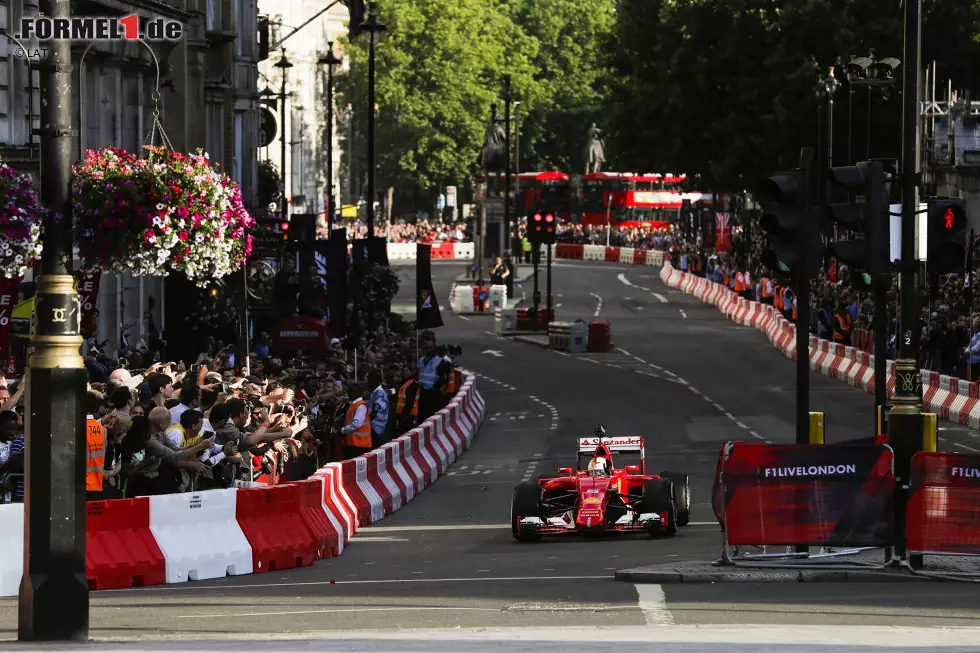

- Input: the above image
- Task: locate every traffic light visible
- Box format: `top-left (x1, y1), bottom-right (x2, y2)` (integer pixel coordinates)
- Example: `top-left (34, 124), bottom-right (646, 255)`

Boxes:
top-left (279, 220), bottom-right (290, 241)
top-left (529, 212), bottom-right (544, 243)
top-left (826, 160), bottom-right (888, 276)
top-left (757, 170), bottom-right (821, 279)
top-left (927, 198), bottom-right (967, 274)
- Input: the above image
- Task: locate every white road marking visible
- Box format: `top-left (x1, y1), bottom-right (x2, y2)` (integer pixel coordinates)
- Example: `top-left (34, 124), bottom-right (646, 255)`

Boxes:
top-left (712, 403), bottom-right (725, 412)
top-left (348, 537), bottom-right (411, 542)
top-left (636, 371), bottom-right (660, 378)
top-left (506, 602), bottom-right (630, 612)
top-left (554, 350), bottom-right (570, 356)
top-left (581, 358), bottom-right (601, 364)
top-left (735, 422), bottom-right (750, 430)
top-left (180, 607), bottom-right (500, 618)
top-left (591, 292), bottom-right (603, 316)
top-left (617, 348), bottom-right (632, 356)
top-left (750, 431), bottom-right (766, 440)
top-left (679, 309), bottom-right (687, 319)
top-left (653, 293), bottom-right (668, 303)
top-left (957, 442), bottom-right (980, 452)
top-left (458, 315), bottom-right (470, 321)
top-left (606, 364), bottom-right (622, 369)
top-left (688, 387), bottom-right (701, 396)
top-left (635, 584), bottom-right (674, 626)
top-left (618, 273), bottom-right (633, 287)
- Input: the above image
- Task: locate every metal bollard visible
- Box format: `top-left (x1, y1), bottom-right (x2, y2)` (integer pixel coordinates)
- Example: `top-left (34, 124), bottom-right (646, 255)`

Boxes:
top-left (921, 413), bottom-right (937, 453)
top-left (808, 412), bottom-right (825, 445)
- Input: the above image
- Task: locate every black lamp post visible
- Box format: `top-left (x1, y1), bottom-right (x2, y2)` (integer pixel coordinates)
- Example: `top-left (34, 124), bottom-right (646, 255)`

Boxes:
top-left (19, 0), bottom-right (89, 640)
top-left (814, 67), bottom-right (840, 202)
top-left (274, 51), bottom-right (293, 220)
top-left (318, 43), bottom-right (342, 232)
top-left (360, 3), bottom-right (386, 239)
top-left (259, 84), bottom-right (276, 161)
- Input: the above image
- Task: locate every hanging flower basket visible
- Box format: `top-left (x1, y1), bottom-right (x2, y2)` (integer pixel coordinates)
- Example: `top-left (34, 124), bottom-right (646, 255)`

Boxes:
top-left (0, 159), bottom-right (44, 279)
top-left (72, 147), bottom-right (255, 285)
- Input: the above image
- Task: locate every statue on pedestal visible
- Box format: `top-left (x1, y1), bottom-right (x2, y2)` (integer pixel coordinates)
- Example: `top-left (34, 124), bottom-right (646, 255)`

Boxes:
top-left (584, 123), bottom-right (605, 174)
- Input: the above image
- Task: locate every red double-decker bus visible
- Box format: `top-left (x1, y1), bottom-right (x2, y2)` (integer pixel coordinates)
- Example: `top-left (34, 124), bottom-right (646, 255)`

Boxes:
top-left (580, 172), bottom-right (710, 229)
top-left (482, 171), bottom-right (572, 220)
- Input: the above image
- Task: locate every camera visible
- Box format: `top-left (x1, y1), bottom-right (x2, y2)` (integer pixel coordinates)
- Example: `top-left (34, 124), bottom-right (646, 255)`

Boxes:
top-left (444, 344), bottom-right (462, 358)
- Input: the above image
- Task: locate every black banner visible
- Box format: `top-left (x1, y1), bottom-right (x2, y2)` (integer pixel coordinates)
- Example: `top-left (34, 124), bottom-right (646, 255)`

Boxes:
top-left (351, 239), bottom-right (368, 271)
top-left (326, 231), bottom-right (348, 341)
top-left (416, 243), bottom-right (444, 329)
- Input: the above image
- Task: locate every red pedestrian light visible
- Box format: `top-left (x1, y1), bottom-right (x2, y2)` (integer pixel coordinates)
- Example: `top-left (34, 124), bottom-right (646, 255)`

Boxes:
top-left (533, 213), bottom-right (542, 222)
top-left (280, 222), bottom-right (289, 231)
top-left (545, 214), bottom-right (554, 222)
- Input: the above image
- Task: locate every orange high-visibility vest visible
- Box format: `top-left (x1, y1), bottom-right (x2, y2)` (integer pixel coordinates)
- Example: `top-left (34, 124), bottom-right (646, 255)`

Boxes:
top-left (734, 272), bottom-right (745, 292)
top-left (743, 272), bottom-right (752, 290)
top-left (343, 398), bottom-right (372, 448)
top-left (446, 370), bottom-right (459, 394)
top-left (86, 418), bottom-right (106, 492)
top-left (723, 271), bottom-right (731, 286)
top-left (760, 278), bottom-right (772, 298)
top-left (773, 285), bottom-right (783, 310)
top-left (396, 380), bottom-right (420, 417)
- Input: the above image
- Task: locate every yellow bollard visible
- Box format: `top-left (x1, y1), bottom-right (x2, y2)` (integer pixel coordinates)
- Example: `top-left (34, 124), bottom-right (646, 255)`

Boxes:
top-left (922, 413), bottom-right (938, 453)
top-left (808, 412), bottom-right (825, 445)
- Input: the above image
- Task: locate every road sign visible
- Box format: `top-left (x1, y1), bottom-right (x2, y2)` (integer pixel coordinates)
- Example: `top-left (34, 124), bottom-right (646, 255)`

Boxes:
top-left (437, 193), bottom-right (446, 211)
top-left (447, 185), bottom-right (457, 207)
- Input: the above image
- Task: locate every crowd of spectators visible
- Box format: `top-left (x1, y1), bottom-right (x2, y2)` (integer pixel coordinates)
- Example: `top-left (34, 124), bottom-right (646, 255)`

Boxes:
top-left (0, 257), bottom-right (461, 503)
top-left (556, 223), bottom-right (687, 251)
top-left (662, 223), bottom-right (980, 381)
top-left (316, 217), bottom-right (471, 244)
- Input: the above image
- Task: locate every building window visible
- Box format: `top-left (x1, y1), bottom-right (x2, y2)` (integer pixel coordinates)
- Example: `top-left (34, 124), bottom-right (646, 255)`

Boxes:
top-left (233, 0), bottom-right (241, 55)
top-left (206, 101), bottom-right (224, 165)
top-left (122, 75), bottom-right (141, 153)
top-left (206, 0), bottom-right (218, 31)
top-left (234, 112), bottom-right (244, 184)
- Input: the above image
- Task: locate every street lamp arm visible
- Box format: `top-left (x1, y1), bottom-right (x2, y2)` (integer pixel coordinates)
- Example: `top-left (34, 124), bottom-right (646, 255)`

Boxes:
top-left (271, 0), bottom-right (344, 51)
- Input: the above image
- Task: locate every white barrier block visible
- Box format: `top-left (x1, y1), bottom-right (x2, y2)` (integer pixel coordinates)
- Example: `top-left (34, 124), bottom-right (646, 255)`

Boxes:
top-left (149, 489), bottom-right (252, 583)
top-left (454, 242), bottom-right (475, 260)
top-left (305, 474), bottom-right (348, 555)
top-left (0, 503), bottom-right (23, 597)
top-left (353, 456), bottom-right (387, 523)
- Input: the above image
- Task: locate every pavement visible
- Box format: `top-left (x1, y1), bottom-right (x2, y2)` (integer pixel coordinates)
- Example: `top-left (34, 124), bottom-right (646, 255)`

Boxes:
top-left (3, 258), bottom-right (980, 646)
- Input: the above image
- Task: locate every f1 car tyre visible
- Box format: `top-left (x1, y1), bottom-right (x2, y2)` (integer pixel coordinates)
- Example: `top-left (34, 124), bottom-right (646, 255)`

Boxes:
top-left (658, 471), bottom-right (691, 526)
top-left (641, 478), bottom-right (677, 537)
top-left (511, 482), bottom-right (544, 542)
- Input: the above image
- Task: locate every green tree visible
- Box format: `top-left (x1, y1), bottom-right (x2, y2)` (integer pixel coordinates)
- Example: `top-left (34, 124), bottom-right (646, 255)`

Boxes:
top-left (512, 0), bottom-right (616, 173)
top-left (607, 0), bottom-right (979, 191)
top-left (337, 0), bottom-right (538, 209)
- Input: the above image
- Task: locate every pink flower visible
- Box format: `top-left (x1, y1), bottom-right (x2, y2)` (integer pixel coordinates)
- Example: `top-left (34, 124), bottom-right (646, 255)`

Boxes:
top-left (178, 231), bottom-right (189, 241)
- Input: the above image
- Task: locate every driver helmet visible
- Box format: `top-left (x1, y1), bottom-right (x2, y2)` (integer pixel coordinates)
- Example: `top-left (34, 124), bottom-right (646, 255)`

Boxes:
top-left (588, 456), bottom-right (611, 477)
top-left (594, 424), bottom-right (607, 439)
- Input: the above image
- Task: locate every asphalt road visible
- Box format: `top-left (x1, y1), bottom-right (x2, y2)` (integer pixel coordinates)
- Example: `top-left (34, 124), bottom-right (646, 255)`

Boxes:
top-left (1, 259), bottom-right (979, 644)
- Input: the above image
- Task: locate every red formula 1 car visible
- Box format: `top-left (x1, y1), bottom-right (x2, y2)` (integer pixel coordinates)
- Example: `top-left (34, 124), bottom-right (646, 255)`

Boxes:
top-left (511, 436), bottom-right (691, 542)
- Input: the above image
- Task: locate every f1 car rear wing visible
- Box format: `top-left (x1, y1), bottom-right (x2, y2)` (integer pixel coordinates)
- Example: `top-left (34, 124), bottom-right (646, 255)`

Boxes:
top-left (578, 436), bottom-right (644, 454)
top-left (577, 436), bottom-right (645, 474)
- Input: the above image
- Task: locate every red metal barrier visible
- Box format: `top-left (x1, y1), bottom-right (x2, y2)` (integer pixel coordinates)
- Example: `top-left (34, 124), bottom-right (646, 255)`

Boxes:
top-left (516, 307), bottom-right (555, 330)
top-left (294, 478), bottom-right (342, 558)
top-left (236, 484), bottom-right (317, 573)
top-left (907, 452), bottom-right (980, 555)
top-left (588, 320), bottom-right (612, 351)
top-left (556, 243), bottom-right (583, 259)
top-left (604, 247), bottom-right (620, 262)
top-left (633, 249), bottom-right (647, 265)
top-left (86, 498), bottom-right (166, 590)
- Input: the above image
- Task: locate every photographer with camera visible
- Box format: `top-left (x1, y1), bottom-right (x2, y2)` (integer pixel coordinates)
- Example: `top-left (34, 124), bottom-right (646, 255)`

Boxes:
top-left (367, 370), bottom-right (390, 448)
top-left (394, 363), bottom-right (420, 433)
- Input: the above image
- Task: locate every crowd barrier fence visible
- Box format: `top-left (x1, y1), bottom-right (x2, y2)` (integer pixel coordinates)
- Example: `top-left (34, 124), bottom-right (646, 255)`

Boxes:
top-left (719, 441), bottom-right (896, 565)
top-left (0, 368), bottom-right (485, 596)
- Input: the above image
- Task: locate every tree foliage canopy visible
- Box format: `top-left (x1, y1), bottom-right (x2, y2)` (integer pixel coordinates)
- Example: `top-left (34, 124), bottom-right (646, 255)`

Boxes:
top-left (606, 0), bottom-right (980, 191)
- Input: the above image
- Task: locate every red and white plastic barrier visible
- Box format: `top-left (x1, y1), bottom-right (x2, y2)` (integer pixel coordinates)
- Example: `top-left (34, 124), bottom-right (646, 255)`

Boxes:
top-left (385, 242), bottom-right (475, 260)
top-left (543, 243), bottom-right (665, 266)
top-left (660, 263), bottom-right (980, 430)
top-left (0, 369), bottom-right (485, 596)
